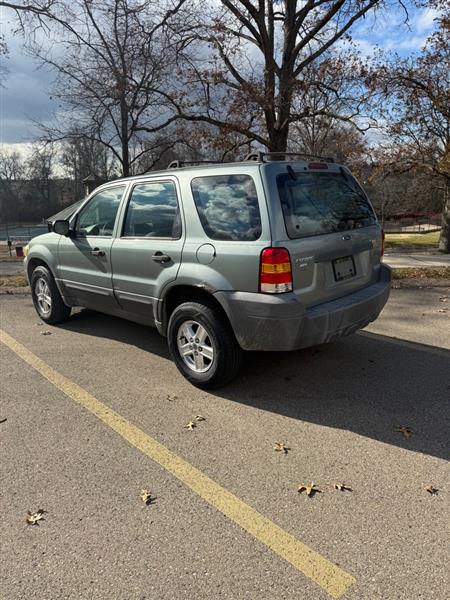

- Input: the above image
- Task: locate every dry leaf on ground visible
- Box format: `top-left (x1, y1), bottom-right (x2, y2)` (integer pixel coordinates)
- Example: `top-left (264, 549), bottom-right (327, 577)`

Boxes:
top-left (195, 415), bottom-right (206, 422)
top-left (184, 421), bottom-right (196, 430)
top-left (425, 485), bottom-right (438, 495)
top-left (167, 394), bottom-right (177, 402)
top-left (394, 426), bottom-right (413, 439)
top-left (26, 509), bottom-right (46, 525)
top-left (40, 331), bottom-right (52, 336)
top-left (140, 489), bottom-right (154, 505)
top-left (334, 483), bottom-right (353, 492)
top-left (438, 296), bottom-right (448, 302)
top-left (274, 442), bottom-right (290, 454)
top-left (298, 483), bottom-right (320, 497)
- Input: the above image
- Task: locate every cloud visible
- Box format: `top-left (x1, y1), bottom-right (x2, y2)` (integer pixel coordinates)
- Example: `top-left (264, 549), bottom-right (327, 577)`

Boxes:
top-left (1, 33), bottom-right (56, 143)
top-left (414, 8), bottom-right (439, 33)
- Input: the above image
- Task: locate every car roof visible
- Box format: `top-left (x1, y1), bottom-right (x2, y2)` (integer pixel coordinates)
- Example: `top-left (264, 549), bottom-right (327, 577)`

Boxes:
top-left (110, 156), bottom-right (340, 185)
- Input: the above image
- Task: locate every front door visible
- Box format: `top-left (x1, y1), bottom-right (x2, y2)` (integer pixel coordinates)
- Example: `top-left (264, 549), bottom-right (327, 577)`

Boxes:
top-left (111, 179), bottom-right (184, 321)
top-left (57, 185), bottom-right (127, 311)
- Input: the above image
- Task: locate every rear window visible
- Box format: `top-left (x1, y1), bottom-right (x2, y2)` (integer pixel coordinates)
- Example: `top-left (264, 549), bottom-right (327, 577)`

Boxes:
top-left (191, 175), bottom-right (261, 241)
top-left (277, 171), bottom-right (377, 239)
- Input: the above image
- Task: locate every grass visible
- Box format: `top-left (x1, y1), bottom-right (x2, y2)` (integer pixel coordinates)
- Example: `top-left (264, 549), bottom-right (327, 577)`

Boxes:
top-left (392, 266), bottom-right (450, 280)
top-left (0, 274), bottom-right (28, 287)
top-left (384, 231), bottom-right (440, 249)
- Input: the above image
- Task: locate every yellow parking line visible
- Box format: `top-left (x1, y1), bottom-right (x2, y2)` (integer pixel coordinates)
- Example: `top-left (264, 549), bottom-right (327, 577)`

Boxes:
top-left (1, 329), bottom-right (355, 598)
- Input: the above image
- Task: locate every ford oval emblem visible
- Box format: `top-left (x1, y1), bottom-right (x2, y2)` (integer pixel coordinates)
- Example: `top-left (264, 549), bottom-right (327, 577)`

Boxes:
top-left (342, 234), bottom-right (351, 241)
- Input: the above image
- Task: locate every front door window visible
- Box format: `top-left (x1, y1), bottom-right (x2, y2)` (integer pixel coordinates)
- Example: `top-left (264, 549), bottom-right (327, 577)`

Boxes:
top-left (76, 186), bottom-right (126, 237)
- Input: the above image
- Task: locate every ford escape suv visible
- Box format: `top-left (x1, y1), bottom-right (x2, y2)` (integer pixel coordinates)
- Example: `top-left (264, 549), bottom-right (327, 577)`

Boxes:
top-left (25, 153), bottom-right (391, 388)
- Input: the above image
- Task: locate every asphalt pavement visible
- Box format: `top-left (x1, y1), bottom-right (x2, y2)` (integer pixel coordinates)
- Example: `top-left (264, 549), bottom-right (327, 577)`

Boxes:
top-left (1, 289), bottom-right (449, 600)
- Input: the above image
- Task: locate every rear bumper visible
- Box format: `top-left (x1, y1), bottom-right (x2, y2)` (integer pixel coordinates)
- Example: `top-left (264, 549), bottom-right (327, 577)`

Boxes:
top-left (215, 265), bottom-right (391, 351)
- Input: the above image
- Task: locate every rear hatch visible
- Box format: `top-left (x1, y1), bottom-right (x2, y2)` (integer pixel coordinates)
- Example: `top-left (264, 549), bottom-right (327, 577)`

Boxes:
top-left (264, 162), bottom-right (383, 307)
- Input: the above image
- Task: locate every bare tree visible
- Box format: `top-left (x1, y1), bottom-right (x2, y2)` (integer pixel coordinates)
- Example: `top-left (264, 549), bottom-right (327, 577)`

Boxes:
top-left (370, 5), bottom-right (450, 251)
top-left (23, 0), bottom-right (188, 176)
top-left (59, 136), bottom-right (118, 198)
top-left (0, 0), bottom-right (57, 18)
top-left (157, 0), bottom-right (406, 153)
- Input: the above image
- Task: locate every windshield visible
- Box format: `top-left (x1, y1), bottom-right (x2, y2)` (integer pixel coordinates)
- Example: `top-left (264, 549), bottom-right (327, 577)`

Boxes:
top-left (277, 171), bottom-right (377, 239)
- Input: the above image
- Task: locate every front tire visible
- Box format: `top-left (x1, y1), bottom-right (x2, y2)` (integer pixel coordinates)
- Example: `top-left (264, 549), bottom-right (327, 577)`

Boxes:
top-left (167, 301), bottom-right (242, 389)
top-left (31, 265), bottom-right (71, 324)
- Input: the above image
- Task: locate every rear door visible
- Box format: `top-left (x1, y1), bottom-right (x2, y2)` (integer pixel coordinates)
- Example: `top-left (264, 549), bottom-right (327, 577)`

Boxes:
top-left (267, 164), bottom-right (382, 307)
top-left (111, 178), bottom-right (184, 321)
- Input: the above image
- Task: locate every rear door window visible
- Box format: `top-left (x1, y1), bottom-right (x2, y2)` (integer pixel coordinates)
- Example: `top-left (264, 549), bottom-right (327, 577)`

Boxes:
top-left (277, 171), bottom-right (377, 239)
top-left (123, 181), bottom-right (181, 238)
top-left (191, 175), bottom-right (261, 241)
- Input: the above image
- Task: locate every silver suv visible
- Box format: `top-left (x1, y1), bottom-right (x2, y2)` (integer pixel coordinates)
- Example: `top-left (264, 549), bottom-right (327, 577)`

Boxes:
top-left (25, 153), bottom-right (391, 388)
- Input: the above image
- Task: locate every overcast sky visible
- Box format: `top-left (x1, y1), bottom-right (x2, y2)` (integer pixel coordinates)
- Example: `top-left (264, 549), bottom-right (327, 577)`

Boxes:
top-left (0, 4), bottom-right (441, 150)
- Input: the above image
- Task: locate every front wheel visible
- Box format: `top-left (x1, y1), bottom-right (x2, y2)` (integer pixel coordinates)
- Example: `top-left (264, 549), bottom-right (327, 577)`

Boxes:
top-left (167, 301), bottom-right (242, 389)
top-left (31, 265), bottom-right (71, 324)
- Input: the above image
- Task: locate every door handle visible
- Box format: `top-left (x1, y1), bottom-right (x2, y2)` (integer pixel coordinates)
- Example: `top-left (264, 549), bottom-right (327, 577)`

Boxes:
top-left (152, 251), bottom-right (171, 264)
top-left (90, 248), bottom-right (105, 257)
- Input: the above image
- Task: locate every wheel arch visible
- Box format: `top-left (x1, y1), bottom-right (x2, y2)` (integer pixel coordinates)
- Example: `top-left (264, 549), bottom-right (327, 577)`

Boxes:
top-left (159, 284), bottom-right (231, 336)
top-left (27, 257), bottom-right (51, 281)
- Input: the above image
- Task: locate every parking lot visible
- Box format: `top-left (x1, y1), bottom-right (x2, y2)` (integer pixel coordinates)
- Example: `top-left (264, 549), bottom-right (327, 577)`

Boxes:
top-left (1, 289), bottom-right (449, 599)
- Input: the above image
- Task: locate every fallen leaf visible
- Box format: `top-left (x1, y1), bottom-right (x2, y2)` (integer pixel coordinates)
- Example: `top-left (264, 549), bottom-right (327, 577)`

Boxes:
top-left (167, 394), bottom-right (177, 402)
top-left (298, 483), bottom-right (320, 497)
top-left (195, 415), bottom-right (206, 422)
top-left (274, 442), bottom-right (290, 454)
top-left (140, 489), bottom-right (154, 505)
top-left (425, 485), bottom-right (438, 495)
top-left (438, 296), bottom-right (448, 302)
top-left (437, 308), bottom-right (448, 313)
top-left (184, 421), bottom-right (196, 430)
top-left (334, 483), bottom-right (353, 492)
top-left (394, 426), bottom-right (413, 439)
top-left (40, 331), bottom-right (52, 336)
top-left (26, 509), bottom-right (46, 525)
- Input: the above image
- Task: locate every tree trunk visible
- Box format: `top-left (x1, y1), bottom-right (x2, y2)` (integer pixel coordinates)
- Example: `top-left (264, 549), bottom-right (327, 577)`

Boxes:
top-left (438, 183), bottom-right (450, 253)
top-left (120, 96), bottom-right (130, 177)
top-left (268, 125), bottom-right (290, 153)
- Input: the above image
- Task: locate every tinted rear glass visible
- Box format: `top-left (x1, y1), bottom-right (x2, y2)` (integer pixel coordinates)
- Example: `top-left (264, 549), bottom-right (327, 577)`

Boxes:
top-left (191, 175), bottom-right (261, 241)
top-left (277, 171), bottom-right (377, 239)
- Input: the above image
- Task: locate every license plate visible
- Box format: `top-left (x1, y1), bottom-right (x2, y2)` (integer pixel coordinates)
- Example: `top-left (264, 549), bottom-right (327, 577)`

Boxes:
top-left (332, 256), bottom-right (356, 282)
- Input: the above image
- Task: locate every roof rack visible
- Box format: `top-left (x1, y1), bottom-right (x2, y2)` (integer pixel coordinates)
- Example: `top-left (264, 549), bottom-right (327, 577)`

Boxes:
top-left (167, 159), bottom-right (221, 169)
top-left (243, 152), bottom-right (335, 163)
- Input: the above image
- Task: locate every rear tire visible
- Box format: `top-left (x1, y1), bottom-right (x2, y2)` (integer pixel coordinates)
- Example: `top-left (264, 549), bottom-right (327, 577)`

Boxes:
top-left (167, 301), bottom-right (242, 389)
top-left (31, 265), bottom-right (71, 324)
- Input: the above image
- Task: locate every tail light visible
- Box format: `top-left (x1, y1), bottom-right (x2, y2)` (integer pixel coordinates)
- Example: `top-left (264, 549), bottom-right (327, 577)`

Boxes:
top-left (260, 247), bottom-right (293, 293)
top-left (381, 229), bottom-right (385, 256)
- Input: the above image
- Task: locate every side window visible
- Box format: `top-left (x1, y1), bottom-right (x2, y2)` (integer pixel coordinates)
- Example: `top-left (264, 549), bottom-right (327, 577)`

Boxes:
top-left (190, 175), bottom-right (261, 241)
top-left (76, 186), bottom-right (125, 237)
top-left (123, 181), bottom-right (181, 238)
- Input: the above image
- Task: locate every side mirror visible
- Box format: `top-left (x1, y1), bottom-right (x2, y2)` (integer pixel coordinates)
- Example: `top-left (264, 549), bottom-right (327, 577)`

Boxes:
top-left (53, 220), bottom-right (71, 237)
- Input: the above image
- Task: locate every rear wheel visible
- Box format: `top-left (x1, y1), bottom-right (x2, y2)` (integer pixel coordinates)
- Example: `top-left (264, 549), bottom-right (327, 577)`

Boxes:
top-left (31, 265), bottom-right (71, 324)
top-left (167, 301), bottom-right (242, 389)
